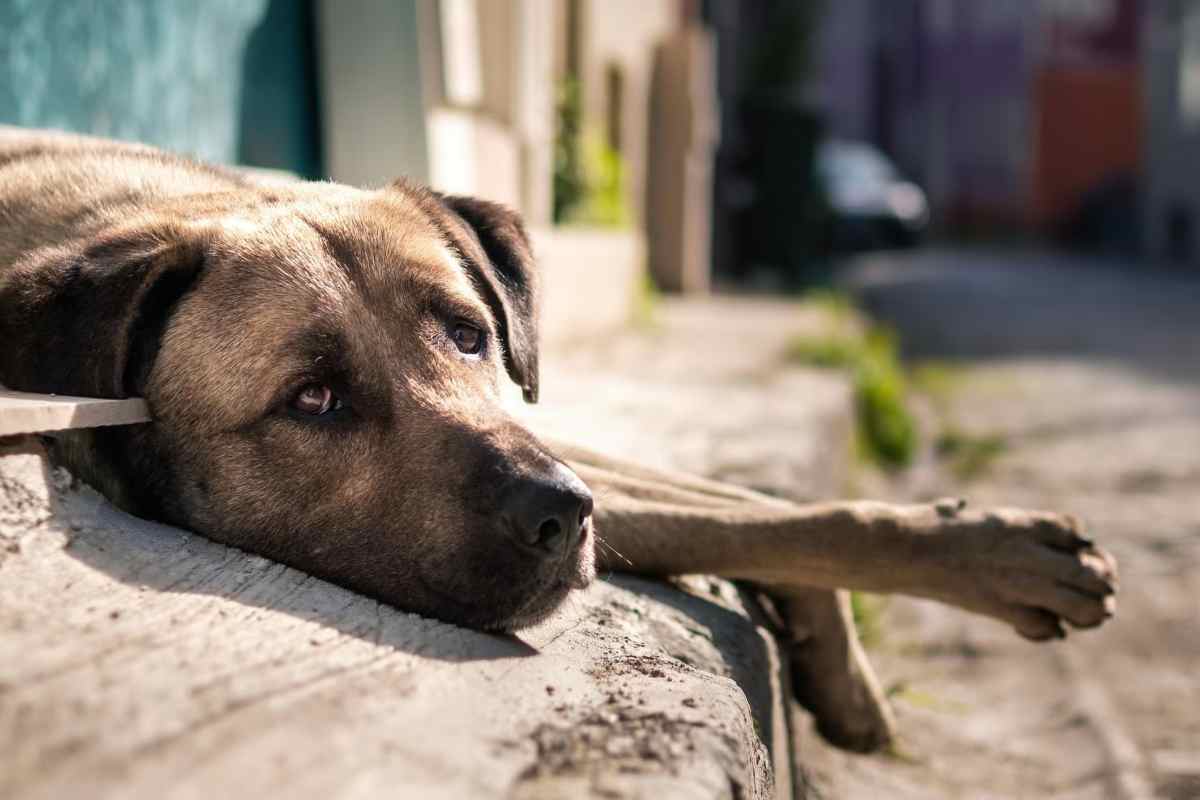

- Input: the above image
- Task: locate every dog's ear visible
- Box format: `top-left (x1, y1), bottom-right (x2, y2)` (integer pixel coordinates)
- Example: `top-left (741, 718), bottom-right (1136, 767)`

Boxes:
top-left (0, 223), bottom-right (206, 399)
top-left (436, 194), bottom-right (541, 403)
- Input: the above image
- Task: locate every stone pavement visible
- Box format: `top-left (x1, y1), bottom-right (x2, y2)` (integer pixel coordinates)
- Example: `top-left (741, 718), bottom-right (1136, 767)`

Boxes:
top-left (824, 250), bottom-right (1200, 800)
top-left (528, 257), bottom-right (1200, 799)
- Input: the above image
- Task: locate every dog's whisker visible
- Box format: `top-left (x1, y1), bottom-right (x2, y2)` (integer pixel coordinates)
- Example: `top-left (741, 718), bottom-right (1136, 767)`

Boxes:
top-left (595, 534), bottom-right (633, 567)
top-left (599, 539), bottom-right (631, 566)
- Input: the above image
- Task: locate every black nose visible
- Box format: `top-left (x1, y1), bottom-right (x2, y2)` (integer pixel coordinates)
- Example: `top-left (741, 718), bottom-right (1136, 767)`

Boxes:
top-left (507, 462), bottom-right (594, 558)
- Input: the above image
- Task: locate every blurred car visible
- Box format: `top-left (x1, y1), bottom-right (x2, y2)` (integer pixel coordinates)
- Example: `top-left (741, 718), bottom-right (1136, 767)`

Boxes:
top-left (816, 139), bottom-right (929, 250)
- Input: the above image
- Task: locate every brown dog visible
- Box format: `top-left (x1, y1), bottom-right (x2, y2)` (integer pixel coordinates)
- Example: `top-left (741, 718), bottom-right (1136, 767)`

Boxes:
top-left (0, 128), bottom-right (1117, 751)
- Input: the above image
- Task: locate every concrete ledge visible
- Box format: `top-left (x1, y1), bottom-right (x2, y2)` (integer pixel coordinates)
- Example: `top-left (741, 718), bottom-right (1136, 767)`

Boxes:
top-left (532, 227), bottom-right (645, 349)
top-left (0, 442), bottom-right (790, 799)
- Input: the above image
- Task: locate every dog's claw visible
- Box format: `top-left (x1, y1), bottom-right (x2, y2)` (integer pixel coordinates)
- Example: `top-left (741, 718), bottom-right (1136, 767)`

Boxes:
top-left (935, 497), bottom-right (967, 518)
top-left (935, 507), bottom-right (1119, 642)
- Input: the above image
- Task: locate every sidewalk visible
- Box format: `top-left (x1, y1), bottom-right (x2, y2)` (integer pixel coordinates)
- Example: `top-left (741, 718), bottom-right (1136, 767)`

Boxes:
top-left (519, 296), bottom-right (855, 503)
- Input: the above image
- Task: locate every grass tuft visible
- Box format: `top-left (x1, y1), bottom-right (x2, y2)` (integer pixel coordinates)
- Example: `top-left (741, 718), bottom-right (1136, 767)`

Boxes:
top-left (853, 329), bottom-right (917, 469)
top-left (631, 270), bottom-right (662, 331)
top-left (910, 361), bottom-right (967, 409)
top-left (850, 591), bottom-right (888, 649)
top-left (787, 298), bottom-right (917, 469)
top-left (935, 428), bottom-right (1008, 481)
top-left (785, 334), bottom-right (860, 369)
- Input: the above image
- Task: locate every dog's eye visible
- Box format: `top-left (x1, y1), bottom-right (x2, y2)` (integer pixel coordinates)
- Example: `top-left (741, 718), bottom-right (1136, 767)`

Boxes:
top-left (290, 384), bottom-right (341, 416)
top-left (451, 322), bottom-right (484, 355)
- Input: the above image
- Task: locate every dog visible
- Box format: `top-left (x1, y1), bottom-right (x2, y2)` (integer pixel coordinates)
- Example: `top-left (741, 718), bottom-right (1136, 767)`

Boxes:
top-left (0, 128), bottom-right (1117, 752)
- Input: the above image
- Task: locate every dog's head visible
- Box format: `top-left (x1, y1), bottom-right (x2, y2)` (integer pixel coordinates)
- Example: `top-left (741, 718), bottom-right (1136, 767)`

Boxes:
top-left (0, 180), bottom-right (595, 630)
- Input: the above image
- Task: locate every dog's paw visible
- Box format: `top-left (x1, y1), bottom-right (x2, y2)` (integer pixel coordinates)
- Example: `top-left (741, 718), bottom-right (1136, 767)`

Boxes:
top-left (935, 507), bottom-right (1118, 641)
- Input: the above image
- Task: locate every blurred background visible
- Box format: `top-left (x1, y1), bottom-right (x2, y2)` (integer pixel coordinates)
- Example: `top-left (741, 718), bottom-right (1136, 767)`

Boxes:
top-left (6, 0), bottom-right (1197, 304)
top-left (2, 2), bottom-right (1197, 797)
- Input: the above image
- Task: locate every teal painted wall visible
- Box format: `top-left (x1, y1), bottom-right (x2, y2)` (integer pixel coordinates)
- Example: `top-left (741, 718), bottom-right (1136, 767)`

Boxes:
top-left (0, 0), bottom-right (272, 166)
top-left (238, 0), bottom-right (324, 178)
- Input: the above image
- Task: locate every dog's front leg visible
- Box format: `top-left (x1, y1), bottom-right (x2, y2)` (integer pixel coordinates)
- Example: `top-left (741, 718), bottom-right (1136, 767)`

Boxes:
top-left (771, 586), bottom-right (897, 751)
top-left (558, 443), bottom-right (897, 751)
top-left (590, 496), bottom-right (1117, 642)
top-left (556, 442), bottom-right (1115, 750)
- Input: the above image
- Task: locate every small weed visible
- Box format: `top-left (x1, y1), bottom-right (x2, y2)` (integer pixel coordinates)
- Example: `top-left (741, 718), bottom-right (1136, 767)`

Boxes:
top-left (910, 361), bottom-right (967, 411)
top-left (631, 270), bottom-right (662, 331)
top-left (936, 428), bottom-right (1008, 481)
top-left (803, 288), bottom-right (856, 320)
top-left (854, 329), bottom-right (916, 469)
top-left (787, 310), bottom-right (917, 469)
top-left (883, 741), bottom-right (928, 766)
top-left (554, 78), bottom-right (631, 228)
top-left (785, 335), bottom-right (860, 369)
top-left (911, 360), bottom-right (1009, 479)
top-left (850, 591), bottom-right (888, 649)
top-left (887, 681), bottom-right (970, 715)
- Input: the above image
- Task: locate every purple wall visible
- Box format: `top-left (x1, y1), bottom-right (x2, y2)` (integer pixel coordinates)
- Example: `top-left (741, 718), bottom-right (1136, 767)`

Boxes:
top-left (815, 0), bottom-right (1143, 232)
top-left (903, 2), bottom-right (1036, 221)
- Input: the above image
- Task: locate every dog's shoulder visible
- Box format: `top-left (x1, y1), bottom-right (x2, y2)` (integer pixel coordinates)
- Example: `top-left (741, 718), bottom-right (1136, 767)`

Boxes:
top-left (0, 128), bottom-right (253, 243)
top-left (0, 125), bottom-right (244, 185)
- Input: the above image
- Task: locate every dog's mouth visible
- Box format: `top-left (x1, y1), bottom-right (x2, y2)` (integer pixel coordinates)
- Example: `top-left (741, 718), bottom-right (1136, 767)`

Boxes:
top-left (412, 519), bottom-right (596, 633)
top-left (494, 529), bottom-right (597, 632)
top-left (493, 580), bottom-right (576, 632)
top-left (563, 517), bottom-right (596, 589)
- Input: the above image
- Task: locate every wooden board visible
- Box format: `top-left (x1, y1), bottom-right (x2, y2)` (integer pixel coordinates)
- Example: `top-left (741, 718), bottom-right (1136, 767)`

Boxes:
top-left (0, 390), bottom-right (149, 436)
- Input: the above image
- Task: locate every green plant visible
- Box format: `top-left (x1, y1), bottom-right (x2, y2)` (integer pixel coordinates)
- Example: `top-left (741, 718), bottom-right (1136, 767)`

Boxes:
top-left (580, 131), bottom-right (628, 226)
top-left (936, 428), bottom-right (1008, 481)
top-left (552, 80), bottom-right (630, 228)
top-left (911, 361), bottom-right (967, 412)
top-left (787, 312), bottom-right (917, 469)
top-left (802, 288), bottom-right (856, 320)
top-left (854, 328), bottom-right (916, 468)
top-left (785, 334), bottom-right (859, 369)
top-left (553, 79), bottom-right (586, 225)
top-left (631, 269), bottom-right (661, 330)
top-left (911, 361), bottom-right (1009, 480)
top-left (850, 591), bottom-right (887, 649)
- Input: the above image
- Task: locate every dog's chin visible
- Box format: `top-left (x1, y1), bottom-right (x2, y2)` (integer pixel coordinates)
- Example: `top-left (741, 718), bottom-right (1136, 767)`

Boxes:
top-left (489, 557), bottom-right (598, 633)
top-left (413, 545), bottom-right (596, 633)
top-left (489, 581), bottom-right (574, 632)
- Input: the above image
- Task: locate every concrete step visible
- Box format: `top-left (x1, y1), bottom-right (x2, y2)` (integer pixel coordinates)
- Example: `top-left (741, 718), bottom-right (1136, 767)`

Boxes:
top-left (0, 439), bottom-right (791, 799)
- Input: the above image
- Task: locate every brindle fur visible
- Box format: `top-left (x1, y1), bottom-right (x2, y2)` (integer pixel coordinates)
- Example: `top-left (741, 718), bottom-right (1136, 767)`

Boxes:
top-left (0, 129), bottom-right (1117, 752)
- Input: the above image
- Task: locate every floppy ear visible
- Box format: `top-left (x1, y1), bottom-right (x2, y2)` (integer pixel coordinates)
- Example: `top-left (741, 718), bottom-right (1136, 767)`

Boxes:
top-left (436, 194), bottom-right (541, 403)
top-left (0, 223), bottom-right (206, 399)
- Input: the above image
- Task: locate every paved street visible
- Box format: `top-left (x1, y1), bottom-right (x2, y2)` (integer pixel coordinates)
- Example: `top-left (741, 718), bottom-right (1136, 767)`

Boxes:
top-left (828, 250), bottom-right (1200, 800)
top-left (528, 250), bottom-right (1200, 799)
